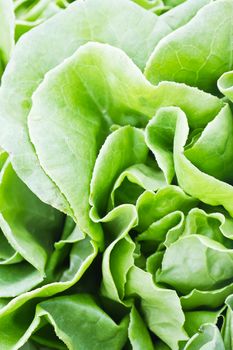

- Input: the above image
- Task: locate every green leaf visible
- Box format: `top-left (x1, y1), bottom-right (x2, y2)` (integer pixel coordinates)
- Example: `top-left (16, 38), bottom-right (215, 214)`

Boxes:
top-left (90, 126), bottom-right (148, 219)
top-left (0, 0), bottom-right (216, 222)
top-left (110, 163), bottom-right (166, 208)
top-left (101, 235), bottom-right (135, 303)
top-left (161, 0), bottom-right (210, 30)
top-left (222, 295), bottom-right (233, 350)
top-left (0, 237), bottom-right (97, 349)
top-left (1, 0), bottom-right (233, 348)
top-left (126, 266), bottom-right (187, 349)
top-left (137, 211), bottom-right (184, 244)
top-left (19, 341), bottom-right (40, 350)
top-left (163, 0), bottom-right (186, 6)
top-left (0, 230), bottom-right (22, 265)
top-left (136, 186), bottom-right (197, 232)
top-left (0, 262), bottom-right (43, 298)
top-left (145, 84), bottom-right (223, 181)
top-left (184, 324), bottom-right (225, 350)
top-left (145, 0), bottom-right (233, 93)
top-left (158, 235), bottom-right (233, 294)
top-left (37, 295), bottom-right (129, 350)
top-left (100, 205), bottom-right (138, 303)
top-left (185, 105), bottom-right (233, 183)
top-left (183, 208), bottom-right (233, 247)
top-left (0, 0), bottom-right (171, 217)
top-left (146, 106), bottom-right (177, 183)
top-left (150, 106), bottom-right (233, 217)
top-left (218, 70), bottom-right (233, 103)
top-left (0, 161), bottom-right (63, 273)
top-left (184, 309), bottom-right (224, 337)
top-left (181, 283), bottom-right (233, 310)
top-left (149, 82), bottom-right (223, 130)
top-left (10, 294), bottom-right (129, 350)
top-left (128, 305), bottom-right (154, 350)
top-left (0, 0), bottom-right (14, 75)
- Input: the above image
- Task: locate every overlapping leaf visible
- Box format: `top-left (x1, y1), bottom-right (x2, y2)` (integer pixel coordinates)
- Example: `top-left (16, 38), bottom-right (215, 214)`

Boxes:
top-left (0, 0), bottom-right (233, 349)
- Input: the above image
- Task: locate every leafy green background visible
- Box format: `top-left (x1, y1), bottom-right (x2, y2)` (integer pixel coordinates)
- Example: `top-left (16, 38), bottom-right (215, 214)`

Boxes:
top-left (0, 0), bottom-right (233, 349)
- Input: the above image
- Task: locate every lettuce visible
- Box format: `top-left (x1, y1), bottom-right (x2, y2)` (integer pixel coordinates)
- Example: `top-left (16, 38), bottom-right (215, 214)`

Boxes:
top-left (0, 0), bottom-right (233, 349)
top-left (14, 0), bottom-right (70, 41)
top-left (0, 0), bottom-right (69, 77)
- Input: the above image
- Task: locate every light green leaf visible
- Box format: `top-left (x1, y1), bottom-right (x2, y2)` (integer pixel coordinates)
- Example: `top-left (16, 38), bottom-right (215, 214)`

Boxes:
top-left (99, 204), bottom-right (138, 303)
top-left (0, 161), bottom-right (63, 273)
top-left (0, 0), bottom-right (171, 218)
top-left (0, 237), bottom-right (97, 348)
top-left (137, 211), bottom-right (184, 244)
top-left (181, 283), bottom-right (233, 311)
top-left (0, 0), bottom-right (217, 222)
top-left (145, 84), bottom-right (223, 181)
top-left (110, 163), bottom-right (166, 208)
top-left (128, 305), bottom-right (154, 350)
top-left (183, 208), bottom-right (233, 247)
top-left (163, 0), bottom-right (186, 6)
top-left (90, 126), bottom-right (148, 219)
top-left (161, 0), bottom-right (210, 31)
top-left (184, 309), bottom-right (224, 337)
top-left (148, 82), bottom-right (223, 130)
top-left (0, 263), bottom-right (43, 298)
top-left (158, 235), bottom-right (233, 294)
top-left (12, 294), bottom-right (129, 350)
top-left (150, 106), bottom-right (233, 217)
top-left (0, 0), bottom-right (14, 76)
top-left (185, 105), bottom-right (233, 183)
top-left (184, 324), bottom-right (225, 350)
top-left (145, 0), bottom-right (233, 93)
top-left (222, 295), bottom-right (233, 350)
top-left (101, 235), bottom-right (135, 304)
top-left (136, 186), bottom-right (197, 232)
top-left (132, 0), bottom-right (165, 12)
top-left (0, 230), bottom-right (22, 265)
top-left (218, 70), bottom-right (233, 103)
top-left (126, 266), bottom-right (187, 349)
top-left (146, 107), bottom-right (177, 183)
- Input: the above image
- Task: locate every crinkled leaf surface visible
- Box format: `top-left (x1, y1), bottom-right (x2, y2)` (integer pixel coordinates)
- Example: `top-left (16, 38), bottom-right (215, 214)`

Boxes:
top-left (0, 0), bottom-right (233, 349)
